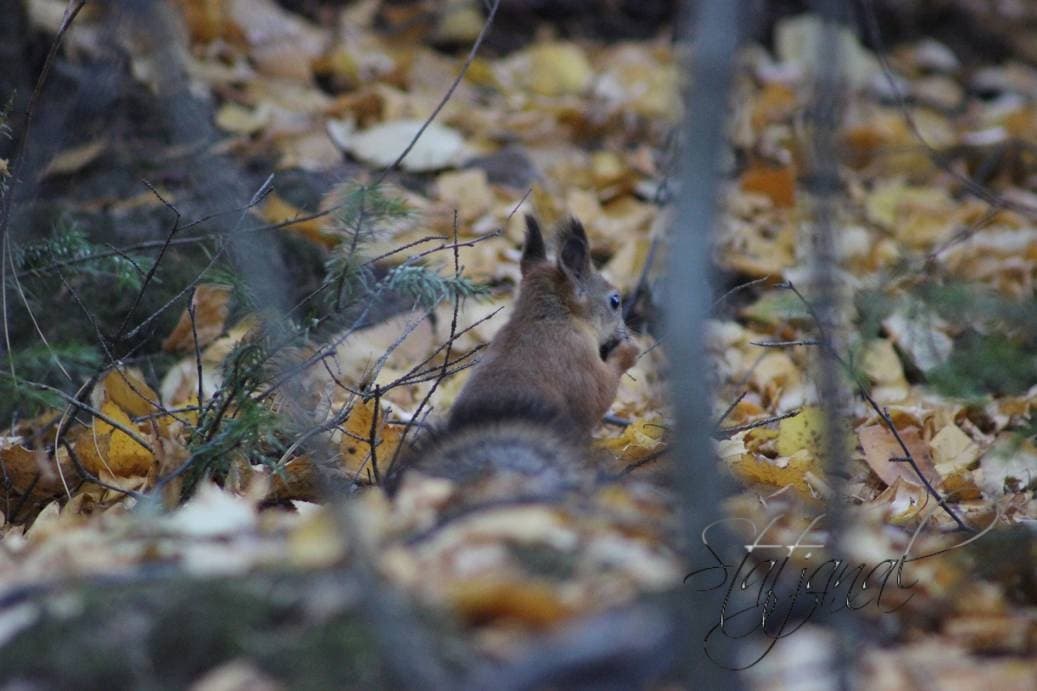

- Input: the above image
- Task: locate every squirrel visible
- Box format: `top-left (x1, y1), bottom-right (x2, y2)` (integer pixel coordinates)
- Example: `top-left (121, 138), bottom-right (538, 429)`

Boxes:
top-left (385, 215), bottom-right (639, 495)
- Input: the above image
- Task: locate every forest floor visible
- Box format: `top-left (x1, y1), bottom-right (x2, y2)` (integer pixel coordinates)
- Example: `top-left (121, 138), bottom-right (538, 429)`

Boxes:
top-left (1, 1), bottom-right (1036, 689)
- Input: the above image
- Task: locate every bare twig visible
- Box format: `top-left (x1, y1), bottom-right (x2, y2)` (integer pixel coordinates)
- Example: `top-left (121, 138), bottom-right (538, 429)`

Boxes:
top-left (25, 379), bottom-right (154, 454)
top-left (373, 0), bottom-right (501, 185)
top-left (778, 280), bottom-right (972, 533)
top-left (714, 409), bottom-right (801, 439)
top-left (386, 210), bottom-right (465, 477)
top-left (368, 384), bottom-right (382, 484)
top-left (188, 289), bottom-right (205, 413)
top-left (114, 180), bottom-right (183, 341)
top-left (123, 174), bottom-right (273, 341)
top-left (0, 0), bottom-right (87, 239)
top-left (6, 234), bottom-right (72, 381)
top-left (751, 338), bottom-right (822, 348)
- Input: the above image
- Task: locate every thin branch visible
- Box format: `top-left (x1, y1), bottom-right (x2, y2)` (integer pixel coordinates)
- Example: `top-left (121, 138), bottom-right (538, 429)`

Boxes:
top-left (368, 384), bottom-right (382, 484)
top-left (6, 233), bottom-right (72, 381)
top-left (713, 409), bottom-right (800, 439)
top-left (114, 179), bottom-right (183, 341)
top-left (188, 289), bottom-right (205, 414)
top-left (123, 174), bottom-right (273, 341)
top-left (24, 379), bottom-right (154, 454)
top-left (373, 0), bottom-right (501, 185)
top-left (386, 210), bottom-right (465, 477)
top-left (779, 281), bottom-right (972, 532)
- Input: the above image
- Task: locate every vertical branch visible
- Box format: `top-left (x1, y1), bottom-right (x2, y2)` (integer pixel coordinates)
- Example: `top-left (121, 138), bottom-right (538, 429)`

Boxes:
top-left (806, 2), bottom-right (856, 688)
top-left (667, 0), bottom-right (744, 686)
top-left (386, 210), bottom-right (463, 477)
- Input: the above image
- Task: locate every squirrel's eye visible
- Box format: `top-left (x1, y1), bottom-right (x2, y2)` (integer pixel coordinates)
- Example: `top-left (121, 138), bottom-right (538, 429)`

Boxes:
top-left (608, 292), bottom-right (621, 310)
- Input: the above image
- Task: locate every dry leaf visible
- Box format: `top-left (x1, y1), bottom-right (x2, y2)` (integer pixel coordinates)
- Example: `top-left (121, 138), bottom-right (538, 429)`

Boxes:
top-left (729, 448), bottom-right (820, 498)
top-left (858, 424), bottom-right (938, 489)
top-left (435, 169), bottom-right (493, 223)
top-left (100, 368), bottom-right (161, 418)
top-left (162, 283), bottom-right (233, 353)
top-left (339, 398), bottom-right (403, 478)
top-left (447, 578), bottom-right (574, 628)
top-left (330, 118), bottom-right (465, 171)
top-left (929, 424), bottom-right (981, 477)
top-left (75, 401), bottom-right (154, 477)
top-left (740, 163), bottom-right (796, 208)
top-left (599, 419), bottom-right (666, 463)
top-left (258, 193), bottom-right (336, 247)
top-left (523, 42), bottom-right (593, 97)
top-left (38, 139), bottom-right (107, 180)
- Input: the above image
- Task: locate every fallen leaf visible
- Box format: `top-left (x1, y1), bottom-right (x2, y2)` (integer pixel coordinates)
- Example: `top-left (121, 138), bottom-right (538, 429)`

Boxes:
top-left (330, 118), bottom-right (465, 172)
top-left (598, 419), bottom-right (666, 463)
top-left (434, 169), bottom-right (493, 223)
top-left (929, 424), bottom-right (981, 477)
top-left (99, 368), bottom-right (161, 419)
top-left (524, 42), bottom-right (593, 97)
top-left (75, 401), bottom-right (153, 477)
top-left (38, 139), bottom-right (106, 180)
top-left (339, 398), bottom-right (403, 479)
top-left (162, 283), bottom-right (234, 353)
top-left (740, 163), bottom-right (796, 208)
top-left (858, 424), bottom-right (938, 488)
top-left (258, 193), bottom-right (336, 247)
top-left (447, 577), bottom-right (574, 628)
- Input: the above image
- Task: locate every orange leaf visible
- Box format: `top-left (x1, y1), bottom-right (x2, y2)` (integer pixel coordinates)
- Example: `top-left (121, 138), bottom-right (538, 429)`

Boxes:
top-left (448, 578), bottom-right (573, 629)
top-left (740, 164), bottom-right (796, 208)
top-left (162, 283), bottom-right (233, 353)
top-left (858, 425), bottom-right (938, 488)
top-left (259, 193), bottom-right (336, 248)
top-left (340, 398), bottom-right (403, 479)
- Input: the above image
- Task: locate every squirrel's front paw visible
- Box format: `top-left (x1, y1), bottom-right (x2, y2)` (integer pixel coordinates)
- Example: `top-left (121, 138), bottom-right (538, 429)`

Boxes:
top-left (608, 337), bottom-right (639, 372)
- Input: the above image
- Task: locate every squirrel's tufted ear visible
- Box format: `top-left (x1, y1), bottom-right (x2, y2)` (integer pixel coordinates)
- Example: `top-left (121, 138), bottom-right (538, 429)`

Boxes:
top-left (557, 217), bottom-right (591, 283)
top-left (521, 215), bottom-right (548, 276)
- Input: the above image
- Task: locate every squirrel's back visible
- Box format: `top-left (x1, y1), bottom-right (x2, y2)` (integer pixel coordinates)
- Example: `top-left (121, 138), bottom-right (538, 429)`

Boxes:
top-left (385, 215), bottom-right (637, 498)
top-left (383, 395), bottom-right (592, 499)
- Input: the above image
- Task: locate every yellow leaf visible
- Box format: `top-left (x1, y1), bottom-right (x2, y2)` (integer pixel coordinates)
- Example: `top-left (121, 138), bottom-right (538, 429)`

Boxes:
top-left (214, 102), bottom-right (269, 135)
top-left (100, 402), bottom-right (153, 476)
top-left (38, 139), bottom-right (107, 180)
top-left (599, 419), bottom-right (665, 463)
top-left (929, 424), bottom-right (981, 477)
top-left (76, 401), bottom-right (153, 477)
top-left (859, 338), bottom-right (909, 402)
top-left (290, 507), bottom-right (345, 568)
top-left (730, 448), bottom-right (818, 498)
top-left (101, 368), bottom-right (160, 418)
top-left (865, 180), bottom-right (954, 248)
top-left (776, 406), bottom-right (852, 458)
top-left (525, 42), bottom-right (593, 97)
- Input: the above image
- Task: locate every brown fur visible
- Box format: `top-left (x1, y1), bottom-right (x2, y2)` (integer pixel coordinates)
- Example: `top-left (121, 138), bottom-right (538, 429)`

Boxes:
top-left (449, 216), bottom-right (638, 437)
top-left (385, 216), bottom-right (638, 496)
